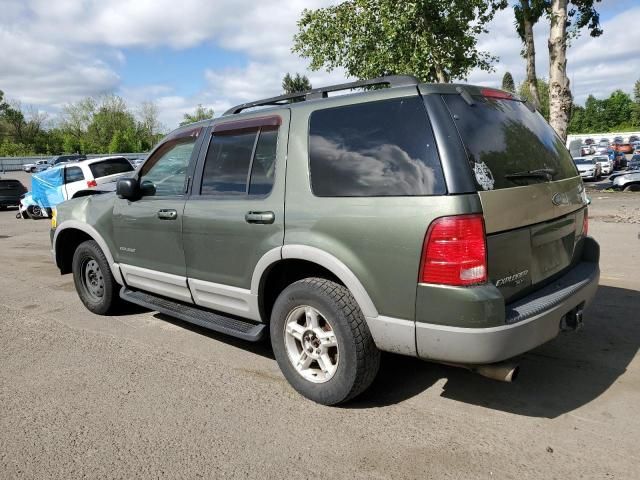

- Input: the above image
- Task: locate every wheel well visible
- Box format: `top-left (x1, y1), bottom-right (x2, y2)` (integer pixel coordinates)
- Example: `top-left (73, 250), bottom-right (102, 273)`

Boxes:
top-left (259, 259), bottom-right (343, 323)
top-left (55, 228), bottom-right (93, 274)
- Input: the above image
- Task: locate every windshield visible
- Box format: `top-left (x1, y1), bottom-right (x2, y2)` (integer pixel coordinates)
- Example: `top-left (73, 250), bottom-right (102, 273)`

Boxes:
top-left (443, 94), bottom-right (578, 190)
top-left (574, 159), bottom-right (594, 165)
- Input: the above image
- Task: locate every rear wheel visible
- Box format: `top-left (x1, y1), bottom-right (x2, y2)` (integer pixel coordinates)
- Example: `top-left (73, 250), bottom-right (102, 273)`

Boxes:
top-left (72, 240), bottom-right (121, 315)
top-left (623, 184), bottom-right (640, 192)
top-left (270, 278), bottom-right (380, 405)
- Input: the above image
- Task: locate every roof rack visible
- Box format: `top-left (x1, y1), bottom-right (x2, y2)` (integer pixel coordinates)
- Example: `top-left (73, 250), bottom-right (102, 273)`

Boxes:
top-left (222, 75), bottom-right (419, 115)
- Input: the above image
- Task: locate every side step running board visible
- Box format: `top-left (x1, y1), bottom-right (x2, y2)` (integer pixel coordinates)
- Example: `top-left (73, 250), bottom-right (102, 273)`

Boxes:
top-left (120, 287), bottom-right (266, 342)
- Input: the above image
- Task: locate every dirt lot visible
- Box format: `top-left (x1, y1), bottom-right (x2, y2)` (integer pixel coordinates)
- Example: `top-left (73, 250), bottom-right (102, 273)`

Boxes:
top-left (1, 171), bottom-right (639, 479)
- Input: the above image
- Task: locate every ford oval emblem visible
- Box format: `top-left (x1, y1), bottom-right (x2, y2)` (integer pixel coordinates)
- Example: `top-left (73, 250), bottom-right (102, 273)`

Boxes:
top-left (552, 192), bottom-right (569, 206)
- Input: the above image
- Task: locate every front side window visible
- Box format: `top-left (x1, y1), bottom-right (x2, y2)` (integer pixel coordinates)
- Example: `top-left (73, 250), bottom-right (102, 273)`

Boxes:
top-left (65, 166), bottom-right (85, 183)
top-left (308, 97), bottom-right (446, 197)
top-left (200, 126), bottom-right (279, 196)
top-left (140, 132), bottom-right (200, 197)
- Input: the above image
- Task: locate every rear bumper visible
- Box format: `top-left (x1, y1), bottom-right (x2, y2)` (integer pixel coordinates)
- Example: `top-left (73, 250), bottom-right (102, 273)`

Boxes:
top-left (366, 237), bottom-right (600, 364)
top-left (415, 238), bottom-right (600, 364)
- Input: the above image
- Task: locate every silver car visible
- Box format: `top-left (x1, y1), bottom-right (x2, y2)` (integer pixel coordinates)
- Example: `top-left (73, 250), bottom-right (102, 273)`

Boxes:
top-left (612, 171), bottom-right (640, 191)
top-left (573, 157), bottom-right (601, 180)
top-left (593, 155), bottom-right (613, 175)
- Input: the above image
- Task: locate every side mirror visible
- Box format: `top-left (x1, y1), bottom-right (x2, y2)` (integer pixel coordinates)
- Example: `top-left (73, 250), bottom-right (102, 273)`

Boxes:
top-left (116, 177), bottom-right (139, 200)
top-left (140, 180), bottom-right (156, 196)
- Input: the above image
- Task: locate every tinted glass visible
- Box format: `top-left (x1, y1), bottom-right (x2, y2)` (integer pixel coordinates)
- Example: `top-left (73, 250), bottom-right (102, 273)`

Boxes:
top-left (89, 157), bottom-right (134, 178)
top-left (201, 131), bottom-right (256, 195)
top-left (574, 159), bottom-right (594, 165)
top-left (443, 95), bottom-right (578, 191)
top-left (65, 166), bottom-right (85, 183)
top-left (248, 129), bottom-right (278, 196)
top-left (309, 97), bottom-right (445, 197)
top-left (140, 138), bottom-right (197, 196)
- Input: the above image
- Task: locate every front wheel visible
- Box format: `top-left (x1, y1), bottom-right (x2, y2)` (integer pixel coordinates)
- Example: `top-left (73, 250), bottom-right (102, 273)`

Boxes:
top-left (270, 278), bottom-right (380, 405)
top-left (72, 240), bottom-right (122, 315)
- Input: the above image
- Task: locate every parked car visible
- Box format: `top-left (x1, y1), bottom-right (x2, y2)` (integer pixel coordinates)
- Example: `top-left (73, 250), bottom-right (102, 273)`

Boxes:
top-left (627, 154), bottom-right (640, 171)
top-left (129, 157), bottom-right (146, 169)
top-left (22, 159), bottom-right (50, 173)
top-left (28, 156), bottom-right (134, 214)
top-left (594, 144), bottom-right (609, 155)
top-left (608, 150), bottom-right (627, 169)
top-left (612, 143), bottom-right (633, 154)
top-left (613, 136), bottom-right (624, 144)
top-left (612, 171), bottom-right (640, 191)
top-left (598, 138), bottom-right (610, 145)
top-left (584, 138), bottom-right (595, 145)
top-left (49, 154), bottom-right (86, 167)
top-left (573, 157), bottom-right (601, 180)
top-left (580, 144), bottom-right (595, 156)
top-left (0, 178), bottom-right (27, 209)
top-left (628, 135), bottom-right (639, 144)
top-left (50, 77), bottom-right (599, 405)
top-left (593, 155), bottom-right (613, 175)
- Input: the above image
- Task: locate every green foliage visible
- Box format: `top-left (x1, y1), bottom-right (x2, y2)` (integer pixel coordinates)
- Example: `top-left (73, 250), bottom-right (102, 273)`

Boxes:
top-left (518, 78), bottom-right (550, 120)
top-left (568, 88), bottom-right (640, 134)
top-left (282, 73), bottom-right (312, 95)
top-left (502, 72), bottom-right (516, 93)
top-left (180, 104), bottom-right (214, 126)
top-left (293, 0), bottom-right (508, 83)
top-left (631, 79), bottom-right (640, 127)
top-left (0, 91), bottom-right (165, 157)
top-left (514, 0), bottom-right (548, 43)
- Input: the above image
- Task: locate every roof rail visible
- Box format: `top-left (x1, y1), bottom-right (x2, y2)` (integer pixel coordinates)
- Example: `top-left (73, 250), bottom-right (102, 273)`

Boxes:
top-left (222, 75), bottom-right (419, 115)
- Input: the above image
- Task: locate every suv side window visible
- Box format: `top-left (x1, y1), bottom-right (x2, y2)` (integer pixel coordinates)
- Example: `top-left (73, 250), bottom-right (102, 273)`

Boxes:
top-left (65, 166), bottom-right (85, 183)
top-left (308, 97), bottom-right (445, 197)
top-left (140, 135), bottom-right (199, 197)
top-left (200, 127), bottom-right (278, 196)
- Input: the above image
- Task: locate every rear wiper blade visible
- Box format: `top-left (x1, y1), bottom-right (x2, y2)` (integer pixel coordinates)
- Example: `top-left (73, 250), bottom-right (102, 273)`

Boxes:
top-left (504, 168), bottom-right (556, 180)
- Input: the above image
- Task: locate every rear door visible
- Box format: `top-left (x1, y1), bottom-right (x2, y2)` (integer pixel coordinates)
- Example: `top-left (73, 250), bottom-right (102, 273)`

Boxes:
top-left (441, 91), bottom-right (588, 302)
top-left (182, 111), bottom-right (289, 320)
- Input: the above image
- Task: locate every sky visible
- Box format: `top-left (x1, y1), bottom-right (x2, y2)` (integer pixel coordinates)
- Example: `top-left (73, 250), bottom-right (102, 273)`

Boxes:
top-left (0, 0), bottom-right (639, 130)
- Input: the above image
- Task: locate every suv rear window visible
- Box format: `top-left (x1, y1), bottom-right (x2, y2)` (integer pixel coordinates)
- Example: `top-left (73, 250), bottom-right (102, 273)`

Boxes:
top-left (308, 97), bottom-right (445, 197)
top-left (443, 95), bottom-right (578, 191)
top-left (89, 157), bottom-right (134, 178)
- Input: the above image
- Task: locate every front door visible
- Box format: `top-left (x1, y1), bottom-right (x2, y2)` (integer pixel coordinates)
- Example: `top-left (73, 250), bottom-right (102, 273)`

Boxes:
top-left (182, 111), bottom-right (289, 320)
top-left (113, 126), bottom-right (204, 302)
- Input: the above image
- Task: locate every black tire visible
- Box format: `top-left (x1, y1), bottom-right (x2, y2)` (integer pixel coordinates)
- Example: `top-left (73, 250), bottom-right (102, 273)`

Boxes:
top-left (270, 277), bottom-right (380, 405)
top-left (623, 184), bottom-right (640, 192)
top-left (72, 240), bottom-right (121, 315)
top-left (0, 205), bottom-right (6, 211)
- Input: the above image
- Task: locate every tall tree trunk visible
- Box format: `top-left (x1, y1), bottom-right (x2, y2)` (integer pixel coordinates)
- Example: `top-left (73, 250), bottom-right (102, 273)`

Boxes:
top-left (521, 0), bottom-right (541, 110)
top-left (435, 65), bottom-right (448, 83)
top-left (548, 0), bottom-right (572, 141)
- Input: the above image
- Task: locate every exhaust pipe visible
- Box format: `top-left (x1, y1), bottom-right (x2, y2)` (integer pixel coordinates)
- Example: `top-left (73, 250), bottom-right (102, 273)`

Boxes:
top-left (442, 361), bottom-right (520, 382)
top-left (471, 362), bottom-right (520, 382)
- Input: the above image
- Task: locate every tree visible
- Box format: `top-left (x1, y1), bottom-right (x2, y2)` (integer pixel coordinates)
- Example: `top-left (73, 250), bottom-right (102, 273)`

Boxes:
top-left (282, 73), bottom-right (312, 95)
top-left (137, 101), bottom-right (164, 149)
top-left (501, 72), bottom-right (516, 93)
top-left (293, 0), bottom-right (508, 83)
top-left (519, 78), bottom-right (550, 120)
top-left (631, 78), bottom-right (640, 128)
top-left (180, 104), bottom-right (214, 126)
top-left (548, 0), bottom-right (602, 141)
top-left (514, 0), bottom-right (548, 110)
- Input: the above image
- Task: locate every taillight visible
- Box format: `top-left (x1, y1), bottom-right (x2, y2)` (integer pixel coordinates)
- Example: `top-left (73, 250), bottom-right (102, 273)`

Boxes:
top-left (582, 210), bottom-right (588, 237)
top-left (420, 214), bottom-right (487, 286)
top-left (87, 180), bottom-right (97, 187)
top-left (481, 88), bottom-right (513, 100)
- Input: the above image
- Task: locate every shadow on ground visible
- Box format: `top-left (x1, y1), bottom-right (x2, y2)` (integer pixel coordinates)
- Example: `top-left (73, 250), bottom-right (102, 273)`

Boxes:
top-left (349, 285), bottom-right (639, 417)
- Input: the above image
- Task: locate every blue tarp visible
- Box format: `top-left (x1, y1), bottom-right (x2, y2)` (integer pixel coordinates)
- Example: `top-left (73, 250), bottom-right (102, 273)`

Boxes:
top-left (31, 167), bottom-right (65, 208)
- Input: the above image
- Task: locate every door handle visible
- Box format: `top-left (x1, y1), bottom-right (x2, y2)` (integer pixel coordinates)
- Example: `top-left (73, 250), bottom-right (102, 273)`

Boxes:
top-left (245, 211), bottom-right (275, 224)
top-left (157, 209), bottom-right (178, 220)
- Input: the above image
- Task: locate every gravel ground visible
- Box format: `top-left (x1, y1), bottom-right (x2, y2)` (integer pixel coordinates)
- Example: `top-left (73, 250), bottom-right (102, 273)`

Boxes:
top-left (1, 171), bottom-right (639, 479)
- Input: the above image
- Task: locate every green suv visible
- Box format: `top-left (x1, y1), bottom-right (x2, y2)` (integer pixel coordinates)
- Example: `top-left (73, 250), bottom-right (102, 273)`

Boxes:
top-left (51, 76), bottom-right (599, 405)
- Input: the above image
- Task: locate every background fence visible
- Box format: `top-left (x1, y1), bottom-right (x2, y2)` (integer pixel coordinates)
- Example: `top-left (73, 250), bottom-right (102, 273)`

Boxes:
top-left (0, 153), bottom-right (147, 173)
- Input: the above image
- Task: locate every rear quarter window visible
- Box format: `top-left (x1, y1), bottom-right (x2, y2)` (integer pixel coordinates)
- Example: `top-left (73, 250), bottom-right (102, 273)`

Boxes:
top-left (308, 97), bottom-right (446, 197)
top-left (443, 95), bottom-right (578, 191)
top-left (89, 158), bottom-right (134, 178)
